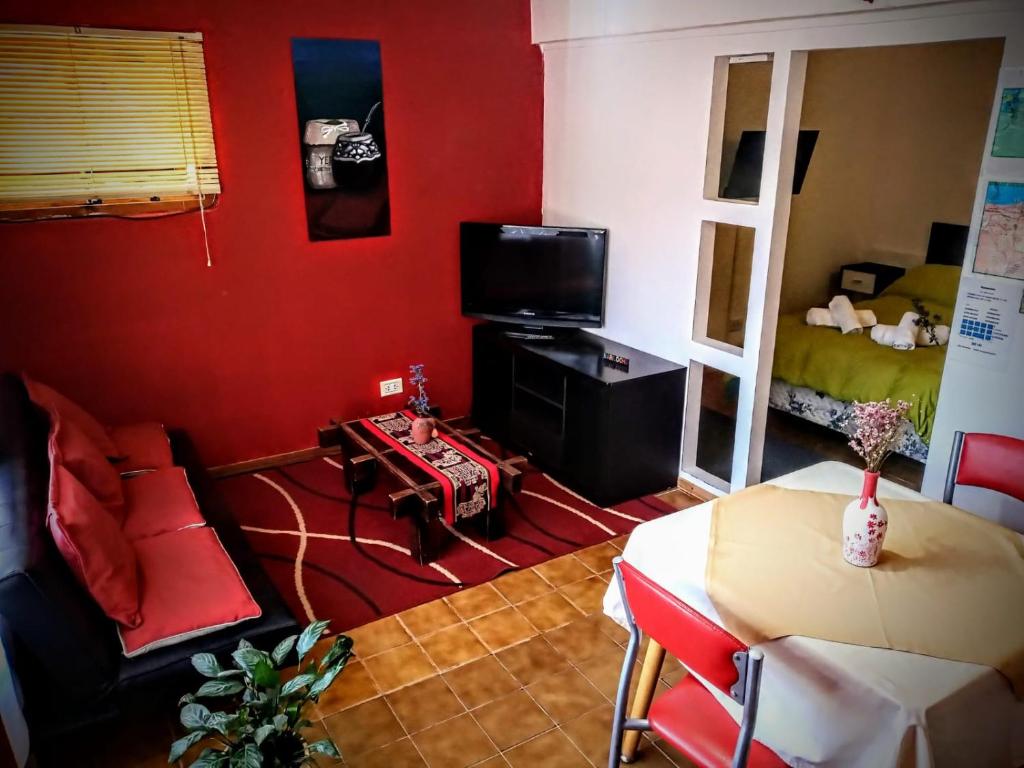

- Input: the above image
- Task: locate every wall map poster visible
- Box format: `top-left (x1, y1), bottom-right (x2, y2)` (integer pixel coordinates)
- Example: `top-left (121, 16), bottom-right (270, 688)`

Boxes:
top-left (292, 38), bottom-right (390, 241)
top-left (974, 182), bottom-right (1024, 281)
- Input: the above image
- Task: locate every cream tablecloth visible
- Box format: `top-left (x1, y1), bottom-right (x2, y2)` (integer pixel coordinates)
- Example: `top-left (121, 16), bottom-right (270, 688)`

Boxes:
top-left (603, 462), bottom-right (1024, 768)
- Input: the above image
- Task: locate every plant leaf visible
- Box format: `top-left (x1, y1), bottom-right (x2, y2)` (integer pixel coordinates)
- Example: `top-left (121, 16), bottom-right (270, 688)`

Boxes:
top-left (180, 702), bottom-right (212, 731)
top-left (216, 669), bottom-right (244, 679)
top-left (271, 635), bottom-right (298, 667)
top-left (205, 712), bottom-right (233, 735)
top-left (232, 647), bottom-right (269, 674)
top-left (253, 724), bottom-right (275, 746)
top-left (296, 620), bottom-right (330, 663)
top-left (179, 693), bottom-right (197, 706)
top-left (280, 673), bottom-right (317, 696)
top-left (168, 730), bottom-right (205, 763)
top-left (237, 638), bottom-right (254, 651)
top-left (308, 659), bottom-right (346, 698)
top-left (307, 739), bottom-right (341, 758)
top-left (252, 659), bottom-right (280, 689)
top-left (197, 679), bottom-right (245, 698)
top-left (229, 743), bottom-right (262, 768)
top-left (190, 747), bottom-right (227, 768)
top-left (317, 636), bottom-right (353, 672)
top-left (272, 714), bottom-right (288, 731)
top-left (192, 653), bottom-right (223, 678)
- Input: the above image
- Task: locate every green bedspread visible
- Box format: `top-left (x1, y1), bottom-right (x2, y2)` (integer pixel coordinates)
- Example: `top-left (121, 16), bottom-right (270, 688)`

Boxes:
top-left (771, 294), bottom-right (953, 444)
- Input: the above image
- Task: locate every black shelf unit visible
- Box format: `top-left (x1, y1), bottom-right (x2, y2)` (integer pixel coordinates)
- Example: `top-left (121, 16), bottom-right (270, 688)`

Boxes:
top-left (472, 324), bottom-right (687, 506)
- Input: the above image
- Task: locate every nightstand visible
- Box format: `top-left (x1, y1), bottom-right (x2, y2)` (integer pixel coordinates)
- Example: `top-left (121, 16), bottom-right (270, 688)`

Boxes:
top-left (838, 262), bottom-right (906, 299)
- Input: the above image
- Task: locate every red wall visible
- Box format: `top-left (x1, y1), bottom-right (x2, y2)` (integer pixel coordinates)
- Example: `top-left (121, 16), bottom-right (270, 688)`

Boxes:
top-left (0, 0), bottom-right (542, 466)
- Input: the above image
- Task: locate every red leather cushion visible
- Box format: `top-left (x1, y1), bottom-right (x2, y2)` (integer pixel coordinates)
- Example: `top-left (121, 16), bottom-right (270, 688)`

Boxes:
top-left (119, 527), bottom-right (261, 657)
top-left (50, 417), bottom-right (124, 520)
top-left (122, 468), bottom-right (206, 541)
top-left (23, 374), bottom-right (118, 457)
top-left (957, 433), bottom-right (1024, 503)
top-left (650, 675), bottom-right (786, 768)
top-left (109, 422), bottom-right (174, 473)
top-left (619, 560), bottom-right (746, 696)
top-left (47, 465), bottom-right (141, 627)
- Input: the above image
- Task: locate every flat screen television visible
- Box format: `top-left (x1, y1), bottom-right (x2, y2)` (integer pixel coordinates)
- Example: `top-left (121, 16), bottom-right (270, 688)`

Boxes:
top-left (460, 222), bottom-right (608, 329)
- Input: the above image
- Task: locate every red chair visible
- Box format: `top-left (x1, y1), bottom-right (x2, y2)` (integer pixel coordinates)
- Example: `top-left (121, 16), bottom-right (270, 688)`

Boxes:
top-left (943, 431), bottom-right (1024, 505)
top-left (609, 557), bottom-right (785, 768)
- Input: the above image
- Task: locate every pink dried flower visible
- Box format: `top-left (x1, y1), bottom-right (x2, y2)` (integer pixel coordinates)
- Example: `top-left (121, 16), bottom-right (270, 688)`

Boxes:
top-left (845, 399), bottom-right (912, 472)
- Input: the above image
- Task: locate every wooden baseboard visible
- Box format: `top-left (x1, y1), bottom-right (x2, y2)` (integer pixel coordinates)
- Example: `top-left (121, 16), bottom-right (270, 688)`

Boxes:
top-left (674, 475), bottom-right (717, 502)
top-left (207, 445), bottom-right (341, 479)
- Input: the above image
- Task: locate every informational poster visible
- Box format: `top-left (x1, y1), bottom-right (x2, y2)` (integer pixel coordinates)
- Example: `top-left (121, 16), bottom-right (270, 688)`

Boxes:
top-left (950, 277), bottom-right (1019, 371)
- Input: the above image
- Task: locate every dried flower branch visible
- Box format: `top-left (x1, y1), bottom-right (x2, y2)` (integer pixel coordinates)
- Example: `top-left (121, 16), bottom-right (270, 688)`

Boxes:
top-left (845, 399), bottom-right (912, 472)
top-left (408, 364), bottom-right (431, 416)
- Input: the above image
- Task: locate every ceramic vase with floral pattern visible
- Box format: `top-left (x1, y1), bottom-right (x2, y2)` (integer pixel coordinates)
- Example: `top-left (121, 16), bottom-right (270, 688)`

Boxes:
top-left (843, 470), bottom-right (888, 567)
top-left (411, 417), bottom-right (435, 445)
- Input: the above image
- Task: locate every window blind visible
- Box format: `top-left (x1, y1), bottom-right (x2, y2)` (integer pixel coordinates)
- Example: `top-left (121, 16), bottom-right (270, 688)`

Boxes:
top-left (0, 24), bottom-right (220, 219)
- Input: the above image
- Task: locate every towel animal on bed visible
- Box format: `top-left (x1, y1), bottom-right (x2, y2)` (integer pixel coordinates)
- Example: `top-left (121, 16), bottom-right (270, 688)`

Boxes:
top-left (871, 311), bottom-right (950, 350)
top-left (805, 295), bottom-right (877, 334)
top-left (806, 296), bottom-right (950, 350)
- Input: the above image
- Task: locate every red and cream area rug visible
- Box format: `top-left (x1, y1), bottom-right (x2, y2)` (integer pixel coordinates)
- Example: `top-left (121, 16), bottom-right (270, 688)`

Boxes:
top-left (216, 445), bottom-right (677, 632)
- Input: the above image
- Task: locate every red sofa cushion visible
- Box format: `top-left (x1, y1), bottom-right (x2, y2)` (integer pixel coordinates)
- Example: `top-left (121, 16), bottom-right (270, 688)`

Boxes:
top-left (119, 527), bottom-right (261, 657)
top-left (24, 374), bottom-right (118, 457)
top-left (122, 468), bottom-right (206, 541)
top-left (47, 465), bottom-right (141, 627)
top-left (50, 417), bottom-right (125, 520)
top-left (109, 422), bottom-right (174, 473)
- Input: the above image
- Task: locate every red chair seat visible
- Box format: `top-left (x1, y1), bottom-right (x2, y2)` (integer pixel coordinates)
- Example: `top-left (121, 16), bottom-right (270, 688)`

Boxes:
top-left (109, 422), bottom-right (174, 473)
top-left (122, 468), bottom-right (205, 541)
top-left (650, 675), bottom-right (786, 768)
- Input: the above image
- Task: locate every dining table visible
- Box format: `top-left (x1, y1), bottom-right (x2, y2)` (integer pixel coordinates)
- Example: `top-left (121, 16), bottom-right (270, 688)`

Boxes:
top-left (603, 461), bottom-right (1024, 768)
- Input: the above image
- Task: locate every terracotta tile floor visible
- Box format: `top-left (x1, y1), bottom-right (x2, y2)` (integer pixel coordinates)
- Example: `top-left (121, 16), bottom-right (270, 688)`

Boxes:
top-left (46, 488), bottom-right (702, 768)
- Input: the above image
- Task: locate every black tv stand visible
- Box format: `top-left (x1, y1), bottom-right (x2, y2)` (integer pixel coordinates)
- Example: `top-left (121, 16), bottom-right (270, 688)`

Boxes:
top-left (498, 324), bottom-right (573, 342)
top-left (471, 324), bottom-right (687, 506)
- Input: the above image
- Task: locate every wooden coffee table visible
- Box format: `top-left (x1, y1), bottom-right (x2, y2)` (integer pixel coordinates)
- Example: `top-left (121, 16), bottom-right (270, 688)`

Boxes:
top-left (332, 414), bottom-right (525, 564)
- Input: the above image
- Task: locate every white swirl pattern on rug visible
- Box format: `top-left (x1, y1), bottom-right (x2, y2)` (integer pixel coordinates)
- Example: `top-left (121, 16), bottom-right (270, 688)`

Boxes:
top-left (240, 525), bottom-right (461, 585)
top-left (252, 472), bottom-right (316, 623)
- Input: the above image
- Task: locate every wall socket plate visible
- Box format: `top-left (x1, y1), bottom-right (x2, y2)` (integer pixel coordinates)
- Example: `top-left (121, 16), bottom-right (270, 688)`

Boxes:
top-left (379, 378), bottom-right (403, 397)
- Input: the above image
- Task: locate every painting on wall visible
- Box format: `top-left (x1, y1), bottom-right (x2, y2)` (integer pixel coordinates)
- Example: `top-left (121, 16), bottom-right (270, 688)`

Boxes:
top-left (992, 88), bottom-right (1024, 158)
top-left (292, 38), bottom-right (390, 241)
top-left (973, 181), bottom-right (1024, 281)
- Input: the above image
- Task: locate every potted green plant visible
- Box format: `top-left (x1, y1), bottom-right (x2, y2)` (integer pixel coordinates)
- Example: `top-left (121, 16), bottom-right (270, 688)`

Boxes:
top-left (169, 620), bottom-right (351, 767)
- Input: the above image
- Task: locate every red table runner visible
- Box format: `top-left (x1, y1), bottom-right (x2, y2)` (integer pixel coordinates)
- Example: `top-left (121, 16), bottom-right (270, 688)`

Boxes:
top-left (359, 411), bottom-right (499, 524)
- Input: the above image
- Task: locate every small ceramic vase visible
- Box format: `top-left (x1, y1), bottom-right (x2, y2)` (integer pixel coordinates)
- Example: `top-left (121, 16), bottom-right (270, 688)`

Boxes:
top-left (411, 417), bottom-right (435, 446)
top-left (842, 470), bottom-right (888, 567)
top-left (331, 132), bottom-right (382, 189)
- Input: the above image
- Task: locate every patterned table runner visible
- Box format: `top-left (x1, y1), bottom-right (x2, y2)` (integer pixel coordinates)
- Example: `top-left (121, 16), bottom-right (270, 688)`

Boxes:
top-left (360, 411), bottom-right (499, 525)
top-left (705, 484), bottom-right (1024, 696)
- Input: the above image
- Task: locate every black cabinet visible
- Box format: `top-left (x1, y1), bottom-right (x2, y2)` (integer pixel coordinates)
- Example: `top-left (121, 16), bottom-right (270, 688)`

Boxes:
top-left (471, 324), bottom-right (687, 506)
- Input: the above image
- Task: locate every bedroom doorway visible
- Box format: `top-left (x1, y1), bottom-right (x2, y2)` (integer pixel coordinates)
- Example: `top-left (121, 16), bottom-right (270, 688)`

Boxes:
top-left (759, 38), bottom-right (1003, 489)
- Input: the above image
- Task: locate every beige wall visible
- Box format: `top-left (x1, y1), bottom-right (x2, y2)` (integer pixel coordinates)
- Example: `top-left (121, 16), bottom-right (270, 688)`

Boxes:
top-left (779, 38), bottom-right (1002, 313)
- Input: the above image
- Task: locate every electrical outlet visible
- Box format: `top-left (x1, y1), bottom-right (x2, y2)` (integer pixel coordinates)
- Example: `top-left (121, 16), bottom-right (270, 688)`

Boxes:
top-left (379, 378), bottom-right (403, 397)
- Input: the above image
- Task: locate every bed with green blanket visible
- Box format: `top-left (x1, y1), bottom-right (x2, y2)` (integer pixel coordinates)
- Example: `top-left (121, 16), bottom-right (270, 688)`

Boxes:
top-left (770, 264), bottom-right (961, 462)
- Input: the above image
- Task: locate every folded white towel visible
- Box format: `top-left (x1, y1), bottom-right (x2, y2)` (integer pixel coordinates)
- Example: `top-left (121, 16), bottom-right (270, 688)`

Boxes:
top-left (916, 324), bottom-right (950, 346)
top-left (893, 311), bottom-right (920, 350)
top-left (871, 324), bottom-right (900, 346)
top-left (806, 307), bottom-right (878, 329)
top-left (828, 295), bottom-right (863, 335)
top-left (873, 312), bottom-right (921, 350)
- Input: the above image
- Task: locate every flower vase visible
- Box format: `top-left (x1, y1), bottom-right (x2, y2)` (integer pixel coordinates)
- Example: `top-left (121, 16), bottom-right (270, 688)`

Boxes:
top-left (842, 470), bottom-right (888, 567)
top-left (411, 417), bottom-right (435, 445)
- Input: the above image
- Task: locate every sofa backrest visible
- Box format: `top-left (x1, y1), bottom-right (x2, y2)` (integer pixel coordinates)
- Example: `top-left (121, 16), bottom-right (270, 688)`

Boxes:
top-left (0, 374), bottom-right (118, 728)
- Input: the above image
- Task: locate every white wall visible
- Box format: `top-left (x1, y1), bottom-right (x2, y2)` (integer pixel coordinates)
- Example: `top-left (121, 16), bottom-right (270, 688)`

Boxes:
top-left (537, 0), bottom-right (1024, 518)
